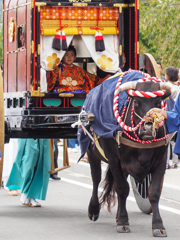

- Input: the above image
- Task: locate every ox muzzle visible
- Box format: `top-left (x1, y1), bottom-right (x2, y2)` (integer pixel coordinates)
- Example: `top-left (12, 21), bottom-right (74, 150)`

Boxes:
top-left (138, 122), bottom-right (154, 141)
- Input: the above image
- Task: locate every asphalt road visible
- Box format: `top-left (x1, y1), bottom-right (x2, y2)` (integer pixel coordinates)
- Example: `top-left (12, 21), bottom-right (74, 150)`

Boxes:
top-left (0, 168), bottom-right (180, 240)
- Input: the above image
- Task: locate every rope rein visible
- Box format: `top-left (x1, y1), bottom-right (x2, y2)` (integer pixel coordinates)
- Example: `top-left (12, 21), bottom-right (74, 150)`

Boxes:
top-left (122, 102), bottom-right (169, 144)
top-left (113, 69), bottom-right (169, 144)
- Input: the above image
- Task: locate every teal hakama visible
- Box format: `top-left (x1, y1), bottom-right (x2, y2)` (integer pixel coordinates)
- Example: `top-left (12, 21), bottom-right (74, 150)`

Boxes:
top-left (6, 139), bottom-right (51, 200)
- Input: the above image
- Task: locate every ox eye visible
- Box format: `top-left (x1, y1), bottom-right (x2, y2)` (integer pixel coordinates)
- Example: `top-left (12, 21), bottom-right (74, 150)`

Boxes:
top-left (133, 99), bottom-right (139, 107)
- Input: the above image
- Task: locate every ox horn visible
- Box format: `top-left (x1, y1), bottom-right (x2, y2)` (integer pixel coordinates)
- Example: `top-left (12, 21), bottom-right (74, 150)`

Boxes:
top-left (117, 81), bottom-right (137, 94)
top-left (159, 82), bottom-right (177, 99)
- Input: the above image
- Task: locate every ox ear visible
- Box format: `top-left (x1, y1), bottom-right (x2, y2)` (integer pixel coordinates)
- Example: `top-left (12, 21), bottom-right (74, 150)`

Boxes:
top-left (161, 90), bottom-right (171, 100)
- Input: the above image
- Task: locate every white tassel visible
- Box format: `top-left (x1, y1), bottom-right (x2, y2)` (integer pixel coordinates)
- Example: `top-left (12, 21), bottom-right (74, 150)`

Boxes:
top-left (40, 68), bottom-right (48, 93)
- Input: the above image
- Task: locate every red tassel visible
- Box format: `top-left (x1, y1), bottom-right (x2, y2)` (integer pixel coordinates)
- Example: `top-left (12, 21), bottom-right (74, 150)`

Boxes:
top-left (95, 31), bottom-right (105, 52)
top-left (62, 30), bottom-right (67, 51)
top-left (52, 31), bottom-right (61, 51)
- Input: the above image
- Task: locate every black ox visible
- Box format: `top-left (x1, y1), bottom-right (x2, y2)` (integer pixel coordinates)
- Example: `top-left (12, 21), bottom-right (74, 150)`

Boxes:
top-left (86, 80), bottom-right (174, 237)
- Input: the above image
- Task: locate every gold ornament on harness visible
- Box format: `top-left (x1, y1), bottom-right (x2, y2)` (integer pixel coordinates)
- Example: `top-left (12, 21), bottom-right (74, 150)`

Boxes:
top-left (145, 110), bottom-right (164, 138)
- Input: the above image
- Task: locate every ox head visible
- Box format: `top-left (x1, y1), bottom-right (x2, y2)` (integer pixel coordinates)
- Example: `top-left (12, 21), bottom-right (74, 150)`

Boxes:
top-left (118, 81), bottom-right (175, 140)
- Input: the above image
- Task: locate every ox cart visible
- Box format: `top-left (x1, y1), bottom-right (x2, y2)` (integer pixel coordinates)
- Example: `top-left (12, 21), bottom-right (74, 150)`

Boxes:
top-left (0, 0), bottom-right (164, 223)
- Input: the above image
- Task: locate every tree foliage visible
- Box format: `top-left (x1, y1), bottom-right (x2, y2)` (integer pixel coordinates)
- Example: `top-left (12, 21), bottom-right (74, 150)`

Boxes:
top-left (139, 0), bottom-right (180, 71)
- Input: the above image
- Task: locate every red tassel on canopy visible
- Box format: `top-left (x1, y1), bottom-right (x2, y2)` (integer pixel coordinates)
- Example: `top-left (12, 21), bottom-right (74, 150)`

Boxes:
top-left (95, 31), bottom-right (105, 52)
top-left (62, 30), bottom-right (67, 51)
top-left (52, 30), bottom-right (61, 51)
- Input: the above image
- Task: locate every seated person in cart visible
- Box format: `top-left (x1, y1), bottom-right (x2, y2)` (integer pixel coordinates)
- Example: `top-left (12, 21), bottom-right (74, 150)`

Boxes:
top-left (46, 45), bottom-right (107, 93)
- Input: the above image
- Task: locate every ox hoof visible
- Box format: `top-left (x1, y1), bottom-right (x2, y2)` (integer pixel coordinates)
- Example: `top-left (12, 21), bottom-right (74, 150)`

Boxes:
top-left (88, 211), bottom-right (99, 221)
top-left (116, 225), bottom-right (130, 233)
top-left (152, 229), bottom-right (167, 237)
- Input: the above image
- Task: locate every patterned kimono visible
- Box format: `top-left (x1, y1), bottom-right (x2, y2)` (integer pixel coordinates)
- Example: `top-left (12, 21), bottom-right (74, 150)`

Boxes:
top-left (47, 64), bottom-right (103, 93)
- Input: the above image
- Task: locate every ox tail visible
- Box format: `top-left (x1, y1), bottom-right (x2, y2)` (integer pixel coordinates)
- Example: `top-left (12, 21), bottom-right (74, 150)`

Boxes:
top-left (99, 166), bottom-right (116, 212)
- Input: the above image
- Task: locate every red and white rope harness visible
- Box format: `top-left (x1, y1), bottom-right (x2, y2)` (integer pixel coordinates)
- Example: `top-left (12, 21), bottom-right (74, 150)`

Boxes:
top-left (127, 89), bottom-right (166, 98)
top-left (113, 69), bottom-right (168, 144)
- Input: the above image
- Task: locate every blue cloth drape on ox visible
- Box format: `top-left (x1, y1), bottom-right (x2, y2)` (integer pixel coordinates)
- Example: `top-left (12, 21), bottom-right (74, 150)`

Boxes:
top-left (6, 139), bottom-right (51, 200)
top-left (78, 71), bottom-right (146, 159)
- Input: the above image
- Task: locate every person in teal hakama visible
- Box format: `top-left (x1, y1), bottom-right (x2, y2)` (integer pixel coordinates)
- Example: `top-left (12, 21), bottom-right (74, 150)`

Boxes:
top-left (6, 138), bottom-right (51, 207)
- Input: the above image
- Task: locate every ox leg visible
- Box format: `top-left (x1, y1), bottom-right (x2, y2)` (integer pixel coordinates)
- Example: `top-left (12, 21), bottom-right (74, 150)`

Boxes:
top-left (108, 161), bottom-right (130, 233)
top-left (116, 177), bottom-right (130, 233)
top-left (87, 148), bottom-right (101, 221)
top-left (149, 172), bottom-right (167, 237)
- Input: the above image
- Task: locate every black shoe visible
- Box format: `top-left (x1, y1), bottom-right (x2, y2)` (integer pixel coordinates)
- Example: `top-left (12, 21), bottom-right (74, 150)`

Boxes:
top-left (50, 175), bottom-right (61, 180)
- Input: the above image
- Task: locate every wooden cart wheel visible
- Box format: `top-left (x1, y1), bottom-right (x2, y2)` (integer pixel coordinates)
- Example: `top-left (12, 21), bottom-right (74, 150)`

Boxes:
top-left (139, 53), bottom-right (161, 78)
top-left (130, 174), bottom-right (152, 214)
top-left (133, 53), bottom-right (164, 213)
top-left (0, 69), bottom-right (4, 187)
top-left (130, 174), bottom-right (164, 214)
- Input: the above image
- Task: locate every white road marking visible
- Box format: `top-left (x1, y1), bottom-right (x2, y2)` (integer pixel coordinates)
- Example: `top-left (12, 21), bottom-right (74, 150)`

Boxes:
top-left (61, 177), bottom-right (180, 215)
top-left (163, 182), bottom-right (180, 191)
